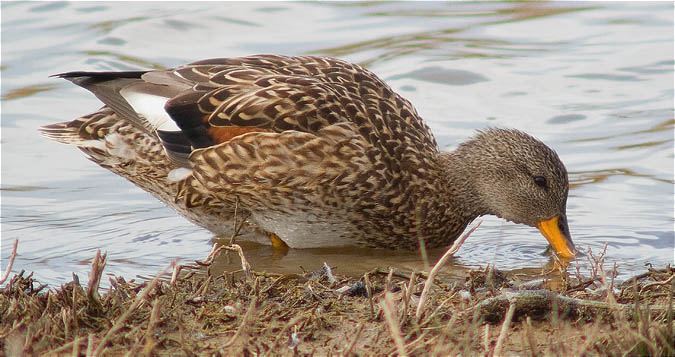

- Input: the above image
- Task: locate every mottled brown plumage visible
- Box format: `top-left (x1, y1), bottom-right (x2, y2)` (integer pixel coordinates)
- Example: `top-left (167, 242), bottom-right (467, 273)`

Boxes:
top-left (40, 55), bottom-right (574, 255)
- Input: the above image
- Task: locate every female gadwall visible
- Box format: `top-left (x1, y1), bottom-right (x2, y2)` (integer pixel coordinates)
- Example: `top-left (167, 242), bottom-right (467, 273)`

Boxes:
top-left (40, 55), bottom-right (575, 258)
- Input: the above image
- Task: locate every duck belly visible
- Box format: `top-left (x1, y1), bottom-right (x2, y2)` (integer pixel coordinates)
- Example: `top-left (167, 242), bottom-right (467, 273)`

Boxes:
top-left (251, 210), bottom-right (353, 248)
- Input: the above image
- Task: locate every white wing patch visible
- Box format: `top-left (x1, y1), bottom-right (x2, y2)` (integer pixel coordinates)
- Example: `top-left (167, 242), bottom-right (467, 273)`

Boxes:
top-left (119, 88), bottom-right (180, 132)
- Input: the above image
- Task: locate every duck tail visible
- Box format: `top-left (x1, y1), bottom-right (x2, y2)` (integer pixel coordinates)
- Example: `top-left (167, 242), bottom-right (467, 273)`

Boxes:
top-left (39, 106), bottom-right (238, 236)
top-left (39, 107), bottom-right (155, 165)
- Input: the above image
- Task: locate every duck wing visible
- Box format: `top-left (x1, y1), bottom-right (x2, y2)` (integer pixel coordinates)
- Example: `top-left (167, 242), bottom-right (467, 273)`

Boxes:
top-left (54, 56), bottom-right (440, 207)
top-left (56, 55), bottom-right (439, 170)
top-left (161, 55), bottom-right (442, 219)
top-left (166, 55), bottom-right (437, 148)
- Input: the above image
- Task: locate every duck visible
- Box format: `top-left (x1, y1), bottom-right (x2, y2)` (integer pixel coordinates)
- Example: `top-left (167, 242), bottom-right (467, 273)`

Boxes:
top-left (39, 54), bottom-right (575, 258)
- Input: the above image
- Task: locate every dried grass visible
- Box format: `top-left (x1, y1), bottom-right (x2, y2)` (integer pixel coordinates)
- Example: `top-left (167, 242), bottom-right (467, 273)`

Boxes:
top-left (1, 242), bottom-right (673, 356)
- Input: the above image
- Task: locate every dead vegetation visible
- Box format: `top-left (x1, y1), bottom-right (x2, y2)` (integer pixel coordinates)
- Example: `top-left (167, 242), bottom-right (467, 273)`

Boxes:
top-left (1, 238), bottom-right (673, 356)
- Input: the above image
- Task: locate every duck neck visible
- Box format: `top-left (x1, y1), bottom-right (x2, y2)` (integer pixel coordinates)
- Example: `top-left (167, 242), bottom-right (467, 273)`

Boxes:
top-left (429, 150), bottom-right (490, 239)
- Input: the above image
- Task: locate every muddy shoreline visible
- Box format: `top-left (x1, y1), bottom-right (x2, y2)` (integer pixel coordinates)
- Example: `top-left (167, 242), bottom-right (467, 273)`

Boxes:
top-left (1, 243), bottom-right (673, 356)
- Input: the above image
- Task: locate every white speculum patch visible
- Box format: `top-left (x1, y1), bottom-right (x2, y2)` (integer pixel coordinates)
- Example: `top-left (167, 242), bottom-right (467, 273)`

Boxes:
top-left (119, 89), bottom-right (180, 132)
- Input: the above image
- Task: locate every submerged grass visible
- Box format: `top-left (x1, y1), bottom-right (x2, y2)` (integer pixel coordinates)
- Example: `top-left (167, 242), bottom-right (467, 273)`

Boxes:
top-left (1, 242), bottom-right (673, 356)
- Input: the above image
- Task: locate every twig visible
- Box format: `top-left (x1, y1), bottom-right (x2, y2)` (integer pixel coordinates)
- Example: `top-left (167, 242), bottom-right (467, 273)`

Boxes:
top-left (142, 299), bottom-right (162, 355)
top-left (385, 267), bottom-right (394, 293)
top-left (483, 324), bottom-right (490, 354)
top-left (171, 241), bottom-right (220, 285)
top-left (415, 221), bottom-right (481, 320)
top-left (419, 293), bottom-right (457, 328)
top-left (92, 260), bottom-right (175, 356)
top-left (494, 300), bottom-right (516, 356)
top-left (198, 243), bottom-right (222, 266)
top-left (225, 244), bottom-right (251, 280)
top-left (229, 197), bottom-right (251, 245)
top-left (640, 273), bottom-right (675, 293)
top-left (524, 316), bottom-right (538, 357)
top-left (42, 335), bottom-right (85, 356)
top-left (576, 320), bottom-right (601, 356)
top-left (72, 335), bottom-right (82, 357)
top-left (230, 196), bottom-right (240, 245)
top-left (270, 314), bottom-right (306, 349)
top-left (0, 316), bottom-right (26, 341)
top-left (666, 281), bottom-right (674, 354)
top-left (415, 205), bottom-right (430, 272)
top-left (565, 279), bottom-right (595, 294)
top-left (397, 330), bottom-right (429, 356)
top-left (610, 262), bottom-right (617, 295)
top-left (381, 292), bottom-right (407, 357)
top-left (373, 267), bottom-right (419, 281)
top-left (86, 333), bottom-right (94, 357)
top-left (322, 262), bottom-right (336, 284)
top-left (170, 263), bottom-right (183, 285)
top-left (86, 250), bottom-right (107, 303)
top-left (364, 273), bottom-right (375, 319)
top-left (0, 239), bottom-right (19, 285)
top-left (172, 243), bottom-right (253, 284)
top-left (343, 323), bottom-right (364, 356)
top-left (221, 297), bottom-right (257, 349)
top-left (466, 289), bottom-right (673, 320)
top-left (619, 271), bottom-right (652, 288)
top-left (400, 271), bottom-right (416, 325)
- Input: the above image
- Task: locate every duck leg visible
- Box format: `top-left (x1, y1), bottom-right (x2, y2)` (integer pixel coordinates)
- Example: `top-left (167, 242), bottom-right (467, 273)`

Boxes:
top-left (269, 233), bottom-right (290, 259)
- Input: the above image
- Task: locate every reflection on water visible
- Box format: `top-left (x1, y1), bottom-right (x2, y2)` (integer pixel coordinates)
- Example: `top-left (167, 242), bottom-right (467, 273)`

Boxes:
top-left (569, 118), bottom-right (674, 143)
top-left (1, 1), bottom-right (673, 286)
top-left (80, 50), bottom-right (168, 70)
top-left (570, 168), bottom-right (673, 188)
top-left (316, 3), bottom-right (594, 67)
top-left (1, 83), bottom-right (58, 101)
top-left (210, 242), bottom-right (449, 278)
top-left (206, 240), bottom-right (577, 284)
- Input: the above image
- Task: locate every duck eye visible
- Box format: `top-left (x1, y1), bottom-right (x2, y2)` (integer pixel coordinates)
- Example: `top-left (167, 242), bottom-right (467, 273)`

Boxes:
top-left (533, 176), bottom-right (547, 188)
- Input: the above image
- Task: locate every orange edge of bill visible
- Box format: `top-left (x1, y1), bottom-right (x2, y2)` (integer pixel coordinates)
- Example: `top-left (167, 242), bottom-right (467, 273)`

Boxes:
top-left (537, 216), bottom-right (575, 258)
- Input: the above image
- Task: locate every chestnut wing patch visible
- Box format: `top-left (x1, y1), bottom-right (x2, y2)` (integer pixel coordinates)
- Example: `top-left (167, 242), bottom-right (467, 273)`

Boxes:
top-left (163, 70), bottom-right (348, 149)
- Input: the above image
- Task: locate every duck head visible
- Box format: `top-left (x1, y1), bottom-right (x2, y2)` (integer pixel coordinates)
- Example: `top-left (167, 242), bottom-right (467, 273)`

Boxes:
top-left (457, 129), bottom-right (576, 258)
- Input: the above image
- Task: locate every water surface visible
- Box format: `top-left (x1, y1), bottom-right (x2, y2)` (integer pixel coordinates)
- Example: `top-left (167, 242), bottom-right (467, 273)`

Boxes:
top-left (1, 2), bottom-right (673, 286)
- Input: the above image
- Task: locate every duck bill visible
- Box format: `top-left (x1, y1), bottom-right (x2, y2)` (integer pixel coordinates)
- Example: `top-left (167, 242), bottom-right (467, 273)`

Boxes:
top-left (536, 215), bottom-right (575, 259)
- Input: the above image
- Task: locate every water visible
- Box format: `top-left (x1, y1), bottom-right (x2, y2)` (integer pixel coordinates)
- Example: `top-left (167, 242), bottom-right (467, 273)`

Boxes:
top-left (1, 2), bottom-right (673, 286)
